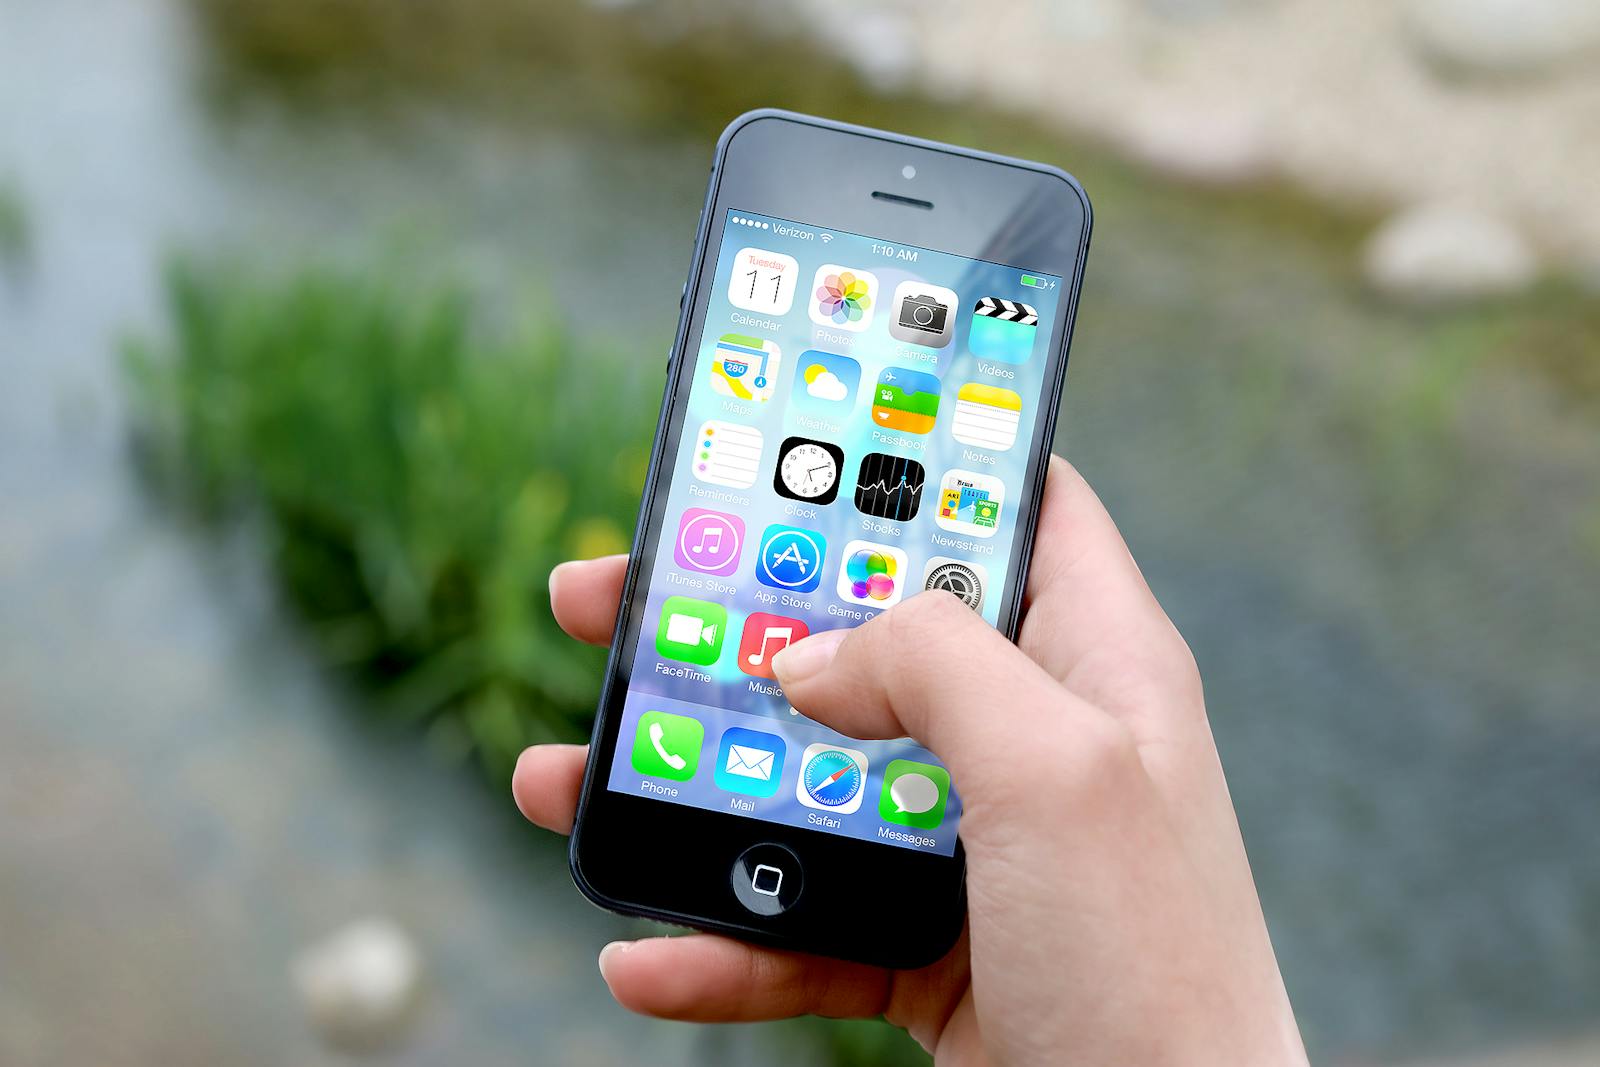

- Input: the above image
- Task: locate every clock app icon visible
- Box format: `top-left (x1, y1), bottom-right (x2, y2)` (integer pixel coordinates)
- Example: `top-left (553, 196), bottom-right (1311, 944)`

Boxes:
top-left (773, 436), bottom-right (845, 505)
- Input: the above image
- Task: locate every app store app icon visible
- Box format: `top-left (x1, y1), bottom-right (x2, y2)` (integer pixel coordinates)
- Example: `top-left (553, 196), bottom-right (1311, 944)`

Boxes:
top-left (756, 525), bottom-right (826, 593)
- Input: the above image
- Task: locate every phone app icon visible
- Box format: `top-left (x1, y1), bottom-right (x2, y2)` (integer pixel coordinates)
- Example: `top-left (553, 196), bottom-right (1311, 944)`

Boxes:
top-left (968, 297), bottom-right (1039, 364)
top-left (715, 727), bottom-right (787, 798)
top-left (888, 280), bottom-right (959, 348)
top-left (773, 436), bottom-right (845, 504)
top-left (922, 556), bottom-right (988, 612)
top-left (836, 540), bottom-right (910, 608)
top-left (691, 420), bottom-right (763, 489)
top-left (879, 759), bottom-right (951, 829)
top-left (709, 333), bottom-right (782, 403)
top-left (871, 367), bottom-right (941, 434)
top-left (934, 469), bottom-right (1005, 539)
top-left (755, 524), bottom-right (827, 593)
top-left (739, 612), bottom-right (811, 679)
top-left (655, 596), bottom-right (726, 666)
top-left (728, 247), bottom-right (800, 315)
top-left (796, 743), bottom-right (871, 815)
top-left (808, 264), bottom-right (879, 331)
top-left (790, 350), bottom-right (861, 415)
top-left (854, 453), bottom-right (925, 521)
top-left (674, 508), bottom-right (744, 576)
top-left (951, 382), bottom-right (1023, 451)
top-left (631, 710), bottom-right (704, 781)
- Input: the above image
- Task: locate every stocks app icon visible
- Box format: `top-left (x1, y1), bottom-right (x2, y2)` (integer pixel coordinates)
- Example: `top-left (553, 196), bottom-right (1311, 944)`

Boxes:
top-left (854, 453), bottom-right (925, 521)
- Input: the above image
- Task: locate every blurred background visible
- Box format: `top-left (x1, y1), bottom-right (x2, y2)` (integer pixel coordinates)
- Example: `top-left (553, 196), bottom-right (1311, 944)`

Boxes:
top-left (3, 0), bottom-right (1598, 1064)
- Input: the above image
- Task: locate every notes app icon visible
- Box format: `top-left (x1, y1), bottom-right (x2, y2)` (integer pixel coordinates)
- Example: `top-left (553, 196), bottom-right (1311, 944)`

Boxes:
top-left (674, 508), bottom-right (744, 576)
top-left (951, 383), bottom-right (1023, 451)
top-left (738, 612), bottom-right (810, 680)
top-left (871, 367), bottom-right (941, 435)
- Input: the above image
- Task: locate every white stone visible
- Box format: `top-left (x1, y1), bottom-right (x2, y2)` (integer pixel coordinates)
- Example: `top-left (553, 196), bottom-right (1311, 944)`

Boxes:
top-left (1364, 203), bottom-right (1539, 303)
top-left (1404, 0), bottom-right (1600, 76)
top-left (293, 917), bottom-right (422, 1050)
top-left (1113, 98), bottom-right (1273, 186)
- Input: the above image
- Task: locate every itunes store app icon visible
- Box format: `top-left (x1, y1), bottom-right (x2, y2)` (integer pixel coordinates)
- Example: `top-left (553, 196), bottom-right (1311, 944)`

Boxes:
top-left (674, 508), bottom-right (745, 576)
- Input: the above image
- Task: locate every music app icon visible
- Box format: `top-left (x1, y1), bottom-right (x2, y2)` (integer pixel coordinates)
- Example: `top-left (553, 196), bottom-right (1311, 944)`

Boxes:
top-left (673, 508), bottom-right (745, 576)
top-left (738, 612), bottom-right (810, 680)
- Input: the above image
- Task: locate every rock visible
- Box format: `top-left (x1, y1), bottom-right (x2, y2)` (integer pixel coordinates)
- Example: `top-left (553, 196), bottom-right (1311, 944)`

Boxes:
top-left (1404, 0), bottom-right (1600, 77)
top-left (1114, 98), bottom-right (1273, 186)
top-left (292, 917), bottom-right (423, 1051)
top-left (1363, 203), bottom-right (1539, 303)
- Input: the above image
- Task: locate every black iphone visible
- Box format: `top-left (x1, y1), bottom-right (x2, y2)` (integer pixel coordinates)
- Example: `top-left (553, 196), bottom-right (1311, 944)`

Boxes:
top-left (568, 110), bottom-right (1091, 969)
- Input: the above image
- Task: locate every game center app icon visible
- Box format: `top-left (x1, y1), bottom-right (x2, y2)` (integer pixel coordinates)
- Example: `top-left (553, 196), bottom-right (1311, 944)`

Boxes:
top-left (709, 333), bottom-right (782, 403)
top-left (935, 469), bottom-right (1005, 538)
top-left (739, 612), bottom-right (810, 679)
top-left (673, 508), bottom-right (744, 576)
top-left (728, 247), bottom-right (800, 315)
top-left (796, 743), bottom-right (871, 815)
top-left (808, 264), bottom-right (879, 331)
top-left (888, 280), bottom-right (959, 348)
top-left (871, 367), bottom-right (941, 434)
top-left (836, 540), bottom-right (909, 608)
top-left (790, 350), bottom-right (861, 416)
top-left (969, 297), bottom-right (1039, 364)
top-left (756, 524), bottom-right (827, 593)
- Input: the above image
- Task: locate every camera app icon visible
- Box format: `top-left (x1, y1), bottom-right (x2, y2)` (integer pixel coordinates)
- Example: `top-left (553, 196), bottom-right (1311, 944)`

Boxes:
top-left (888, 281), bottom-right (959, 348)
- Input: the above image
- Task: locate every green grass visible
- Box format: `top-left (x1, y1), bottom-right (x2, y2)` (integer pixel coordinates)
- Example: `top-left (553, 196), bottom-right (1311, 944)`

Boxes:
top-left (125, 254), bottom-right (935, 1067)
top-left (126, 260), bottom-right (652, 781)
top-left (0, 177), bottom-right (30, 267)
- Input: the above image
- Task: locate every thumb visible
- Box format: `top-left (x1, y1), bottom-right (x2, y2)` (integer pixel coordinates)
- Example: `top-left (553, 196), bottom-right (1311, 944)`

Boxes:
top-left (771, 591), bottom-right (1101, 795)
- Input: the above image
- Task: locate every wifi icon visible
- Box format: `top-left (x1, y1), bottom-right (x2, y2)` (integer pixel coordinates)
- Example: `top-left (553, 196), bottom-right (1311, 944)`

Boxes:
top-left (819, 233), bottom-right (833, 244)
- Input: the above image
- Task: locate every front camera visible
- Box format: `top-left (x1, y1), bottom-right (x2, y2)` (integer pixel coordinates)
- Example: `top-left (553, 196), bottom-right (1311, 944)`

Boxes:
top-left (902, 165), bottom-right (916, 180)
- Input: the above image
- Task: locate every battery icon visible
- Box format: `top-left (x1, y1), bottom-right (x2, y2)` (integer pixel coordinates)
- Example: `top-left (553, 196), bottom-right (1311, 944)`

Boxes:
top-left (1020, 274), bottom-right (1047, 289)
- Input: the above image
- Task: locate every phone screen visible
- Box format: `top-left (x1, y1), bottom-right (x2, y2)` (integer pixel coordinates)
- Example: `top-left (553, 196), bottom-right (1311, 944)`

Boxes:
top-left (603, 209), bottom-right (1063, 857)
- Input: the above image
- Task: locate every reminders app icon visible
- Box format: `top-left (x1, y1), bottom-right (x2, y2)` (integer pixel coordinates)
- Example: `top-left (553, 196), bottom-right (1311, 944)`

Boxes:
top-left (715, 727), bottom-right (786, 798)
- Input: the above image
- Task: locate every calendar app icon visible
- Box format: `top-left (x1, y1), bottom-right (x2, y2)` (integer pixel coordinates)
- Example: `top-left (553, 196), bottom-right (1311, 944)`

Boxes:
top-left (728, 247), bottom-right (800, 316)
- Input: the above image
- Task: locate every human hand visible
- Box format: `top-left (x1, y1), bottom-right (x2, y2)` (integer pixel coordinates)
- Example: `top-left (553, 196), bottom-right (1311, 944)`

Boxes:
top-left (514, 457), bottom-right (1308, 1065)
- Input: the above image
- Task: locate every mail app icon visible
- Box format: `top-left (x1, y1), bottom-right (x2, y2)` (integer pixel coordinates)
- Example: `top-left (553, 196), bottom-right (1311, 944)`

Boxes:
top-left (714, 727), bottom-right (787, 798)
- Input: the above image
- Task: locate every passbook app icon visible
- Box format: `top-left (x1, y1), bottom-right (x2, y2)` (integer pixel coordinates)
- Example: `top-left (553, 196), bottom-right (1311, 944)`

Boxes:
top-left (715, 727), bottom-right (786, 798)
top-left (871, 367), bottom-right (941, 434)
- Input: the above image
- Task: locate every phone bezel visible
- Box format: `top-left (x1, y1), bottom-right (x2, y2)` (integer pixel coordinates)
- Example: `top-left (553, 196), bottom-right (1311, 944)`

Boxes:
top-left (567, 110), bottom-right (1092, 969)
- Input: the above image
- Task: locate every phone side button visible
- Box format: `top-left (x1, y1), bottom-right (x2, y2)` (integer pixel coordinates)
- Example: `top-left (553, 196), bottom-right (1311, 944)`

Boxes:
top-left (731, 843), bottom-right (803, 917)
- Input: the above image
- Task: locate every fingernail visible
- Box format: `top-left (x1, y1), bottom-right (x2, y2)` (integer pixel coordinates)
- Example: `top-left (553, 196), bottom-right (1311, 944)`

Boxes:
top-left (597, 940), bottom-right (630, 980)
top-left (547, 561), bottom-right (569, 601)
top-left (771, 629), bottom-right (848, 685)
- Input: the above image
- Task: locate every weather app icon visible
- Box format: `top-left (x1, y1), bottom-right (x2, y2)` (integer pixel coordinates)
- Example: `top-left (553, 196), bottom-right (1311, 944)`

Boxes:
top-left (755, 524), bottom-right (827, 593)
top-left (789, 350), bottom-right (861, 416)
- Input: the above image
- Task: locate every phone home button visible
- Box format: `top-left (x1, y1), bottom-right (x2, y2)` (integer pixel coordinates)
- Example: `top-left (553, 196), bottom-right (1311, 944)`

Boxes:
top-left (731, 843), bottom-right (803, 917)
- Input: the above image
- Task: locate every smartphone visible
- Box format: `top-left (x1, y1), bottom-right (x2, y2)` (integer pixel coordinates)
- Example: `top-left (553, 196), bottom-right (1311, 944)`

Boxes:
top-left (568, 110), bottom-right (1091, 969)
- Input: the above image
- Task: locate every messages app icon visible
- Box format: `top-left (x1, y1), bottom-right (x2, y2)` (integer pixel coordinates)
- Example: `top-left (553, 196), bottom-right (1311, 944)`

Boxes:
top-left (880, 759), bottom-right (951, 829)
top-left (871, 367), bottom-right (941, 435)
top-left (715, 727), bottom-right (786, 798)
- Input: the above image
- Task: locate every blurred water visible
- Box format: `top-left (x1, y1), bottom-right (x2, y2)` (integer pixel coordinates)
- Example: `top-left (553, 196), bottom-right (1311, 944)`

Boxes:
top-left (2, 0), bottom-right (1599, 1064)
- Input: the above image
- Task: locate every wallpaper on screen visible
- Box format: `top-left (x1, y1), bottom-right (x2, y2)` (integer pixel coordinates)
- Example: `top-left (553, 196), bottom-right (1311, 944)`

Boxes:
top-left (605, 209), bottom-right (1062, 856)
